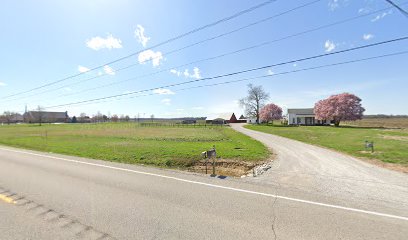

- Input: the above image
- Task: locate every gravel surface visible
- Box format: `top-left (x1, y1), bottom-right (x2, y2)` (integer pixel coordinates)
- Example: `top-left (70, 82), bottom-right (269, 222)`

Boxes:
top-left (231, 123), bottom-right (408, 216)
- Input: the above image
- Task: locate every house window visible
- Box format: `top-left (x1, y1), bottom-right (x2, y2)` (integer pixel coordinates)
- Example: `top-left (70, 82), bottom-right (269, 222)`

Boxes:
top-left (292, 118), bottom-right (295, 124)
top-left (297, 117), bottom-right (301, 124)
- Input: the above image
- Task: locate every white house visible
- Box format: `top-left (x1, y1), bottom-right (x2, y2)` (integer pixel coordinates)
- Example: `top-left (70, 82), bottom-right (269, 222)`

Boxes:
top-left (246, 117), bottom-right (257, 124)
top-left (287, 108), bottom-right (330, 125)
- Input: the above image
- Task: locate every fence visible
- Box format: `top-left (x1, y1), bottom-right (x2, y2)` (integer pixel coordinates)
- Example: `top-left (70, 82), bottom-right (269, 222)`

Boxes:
top-left (139, 122), bottom-right (225, 128)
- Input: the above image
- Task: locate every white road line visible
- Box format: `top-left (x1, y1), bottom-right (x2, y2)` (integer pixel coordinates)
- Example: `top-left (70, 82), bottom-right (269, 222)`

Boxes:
top-left (1, 147), bottom-right (408, 222)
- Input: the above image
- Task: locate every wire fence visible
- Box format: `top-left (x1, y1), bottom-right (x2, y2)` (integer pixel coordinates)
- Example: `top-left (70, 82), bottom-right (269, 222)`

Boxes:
top-left (138, 122), bottom-right (225, 128)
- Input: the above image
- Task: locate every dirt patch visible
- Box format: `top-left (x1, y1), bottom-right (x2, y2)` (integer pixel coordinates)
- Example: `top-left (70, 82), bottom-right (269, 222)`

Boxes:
top-left (188, 158), bottom-right (271, 177)
top-left (358, 157), bottom-right (408, 174)
top-left (380, 135), bottom-right (408, 141)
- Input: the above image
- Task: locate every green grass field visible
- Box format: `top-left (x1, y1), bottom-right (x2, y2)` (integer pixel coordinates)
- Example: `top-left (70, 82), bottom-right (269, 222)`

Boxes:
top-left (0, 123), bottom-right (269, 168)
top-left (245, 124), bottom-right (408, 167)
top-left (343, 117), bottom-right (408, 129)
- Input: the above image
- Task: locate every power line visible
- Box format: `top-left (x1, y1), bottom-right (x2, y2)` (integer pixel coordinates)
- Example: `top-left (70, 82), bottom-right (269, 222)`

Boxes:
top-left (42, 36), bottom-right (408, 109)
top-left (385, 0), bottom-right (408, 18)
top-left (1, 0), bottom-right (321, 103)
top-left (5, 3), bottom-right (400, 104)
top-left (115, 51), bottom-right (408, 100)
top-left (1, 0), bottom-right (276, 99)
top-left (64, 50), bottom-right (408, 109)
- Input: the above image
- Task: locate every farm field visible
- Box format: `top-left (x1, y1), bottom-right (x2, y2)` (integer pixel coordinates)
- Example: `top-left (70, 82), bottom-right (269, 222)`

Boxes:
top-left (0, 123), bottom-right (270, 175)
top-left (343, 117), bottom-right (408, 129)
top-left (246, 122), bottom-right (408, 171)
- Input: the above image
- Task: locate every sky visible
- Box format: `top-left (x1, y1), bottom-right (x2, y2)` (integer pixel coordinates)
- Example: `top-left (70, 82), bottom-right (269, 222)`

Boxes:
top-left (0, 0), bottom-right (407, 118)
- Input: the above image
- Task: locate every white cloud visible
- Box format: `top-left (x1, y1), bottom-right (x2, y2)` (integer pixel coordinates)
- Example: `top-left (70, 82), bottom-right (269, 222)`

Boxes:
top-left (171, 67), bottom-right (201, 79)
top-left (86, 34), bottom-right (122, 50)
top-left (153, 88), bottom-right (175, 95)
top-left (78, 65), bottom-right (90, 73)
top-left (293, 63), bottom-right (297, 67)
top-left (0, 82), bottom-right (7, 86)
top-left (328, 0), bottom-right (340, 10)
top-left (63, 87), bottom-right (72, 92)
top-left (267, 69), bottom-right (274, 75)
top-left (363, 34), bottom-right (374, 40)
top-left (192, 106), bottom-right (204, 110)
top-left (191, 67), bottom-right (201, 79)
top-left (161, 98), bottom-right (171, 105)
top-left (324, 40), bottom-right (336, 52)
top-left (134, 24), bottom-right (150, 48)
top-left (358, 7), bottom-right (370, 14)
top-left (103, 65), bottom-right (115, 75)
top-left (371, 10), bottom-right (392, 22)
top-left (138, 50), bottom-right (163, 67)
top-left (176, 108), bottom-right (184, 111)
top-left (328, 0), bottom-right (349, 11)
top-left (170, 69), bottom-right (181, 76)
top-left (183, 69), bottom-right (190, 78)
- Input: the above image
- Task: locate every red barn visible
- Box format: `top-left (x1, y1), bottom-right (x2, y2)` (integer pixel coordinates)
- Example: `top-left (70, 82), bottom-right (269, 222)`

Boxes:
top-left (207, 113), bottom-right (245, 124)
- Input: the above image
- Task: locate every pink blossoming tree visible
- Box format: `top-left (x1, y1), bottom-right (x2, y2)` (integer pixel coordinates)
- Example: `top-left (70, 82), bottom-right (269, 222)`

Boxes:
top-left (260, 103), bottom-right (282, 125)
top-left (314, 93), bottom-right (365, 127)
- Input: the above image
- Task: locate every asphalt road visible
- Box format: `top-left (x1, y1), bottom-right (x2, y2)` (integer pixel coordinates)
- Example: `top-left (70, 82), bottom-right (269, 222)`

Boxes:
top-left (0, 143), bottom-right (407, 239)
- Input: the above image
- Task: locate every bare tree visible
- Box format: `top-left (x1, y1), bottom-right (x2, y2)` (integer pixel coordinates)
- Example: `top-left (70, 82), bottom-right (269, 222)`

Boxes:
top-left (96, 111), bottom-right (103, 123)
top-left (111, 114), bottom-right (119, 122)
top-left (79, 112), bottom-right (87, 123)
top-left (3, 111), bottom-right (12, 125)
top-left (37, 106), bottom-right (45, 126)
top-left (239, 84), bottom-right (269, 124)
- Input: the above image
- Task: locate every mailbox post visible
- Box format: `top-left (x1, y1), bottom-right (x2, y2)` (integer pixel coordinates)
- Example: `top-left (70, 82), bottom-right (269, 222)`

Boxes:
top-left (365, 140), bottom-right (374, 153)
top-left (201, 145), bottom-right (216, 176)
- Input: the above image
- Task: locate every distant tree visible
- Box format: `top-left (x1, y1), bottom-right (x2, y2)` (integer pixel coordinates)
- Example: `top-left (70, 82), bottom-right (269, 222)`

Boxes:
top-left (150, 114), bottom-right (155, 122)
top-left (239, 84), bottom-right (269, 124)
top-left (37, 105), bottom-right (45, 126)
top-left (72, 116), bottom-right (77, 123)
top-left (125, 115), bottom-right (130, 122)
top-left (102, 115), bottom-right (108, 122)
top-left (2, 111), bottom-right (14, 125)
top-left (95, 111), bottom-right (103, 123)
top-left (260, 103), bottom-right (282, 125)
top-left (239, 114), bottom-right (245, 120)
top-left (111, 114), bottom-right (119, 122)
top-left (314, 93), bottom-right (365, 127)
top-left (79, 113), bottom-right (86, 123)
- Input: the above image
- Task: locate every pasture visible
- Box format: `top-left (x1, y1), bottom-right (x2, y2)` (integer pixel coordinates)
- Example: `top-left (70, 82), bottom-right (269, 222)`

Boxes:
top-left (343, 117), bottom-right (408, 129)
top-left (0, 123), bottom-right (269, 174)
top-left (246, 122), bottom-right (408, 172)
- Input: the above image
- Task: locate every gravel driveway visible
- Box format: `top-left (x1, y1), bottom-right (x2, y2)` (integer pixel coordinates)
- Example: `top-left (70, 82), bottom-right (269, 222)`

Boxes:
top-left (231, 123), bottom-right (408, 216)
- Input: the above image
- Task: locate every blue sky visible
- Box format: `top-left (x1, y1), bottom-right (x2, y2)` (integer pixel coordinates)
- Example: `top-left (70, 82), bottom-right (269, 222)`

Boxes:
top-left (0, 0), bottom-right (407, 118)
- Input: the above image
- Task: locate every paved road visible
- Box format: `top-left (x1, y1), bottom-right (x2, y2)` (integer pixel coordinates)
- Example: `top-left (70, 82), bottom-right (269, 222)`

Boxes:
top-left (0, 145), bottom-right (407, 239)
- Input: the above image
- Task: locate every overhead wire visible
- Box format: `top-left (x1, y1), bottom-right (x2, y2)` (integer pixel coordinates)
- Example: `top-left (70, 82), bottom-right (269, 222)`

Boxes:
top-left (1, 0), bottom-right (322, 103)
top-left (1, 0), bottom-right (276, 100)
top-left (5, 3), bottom-right (405, 105)
top-left (41, 37), bottom-right (408, 109)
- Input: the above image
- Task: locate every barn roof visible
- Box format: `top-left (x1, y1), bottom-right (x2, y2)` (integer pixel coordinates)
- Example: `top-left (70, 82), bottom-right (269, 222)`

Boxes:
top-left (207, 112), bottom-right (236, 120)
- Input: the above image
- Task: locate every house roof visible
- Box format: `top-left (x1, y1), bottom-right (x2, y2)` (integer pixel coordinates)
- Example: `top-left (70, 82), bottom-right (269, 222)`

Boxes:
top-left (25, 111), bottom-right (68, 119)
top-left (287, 108), bottom-right (314, 115)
